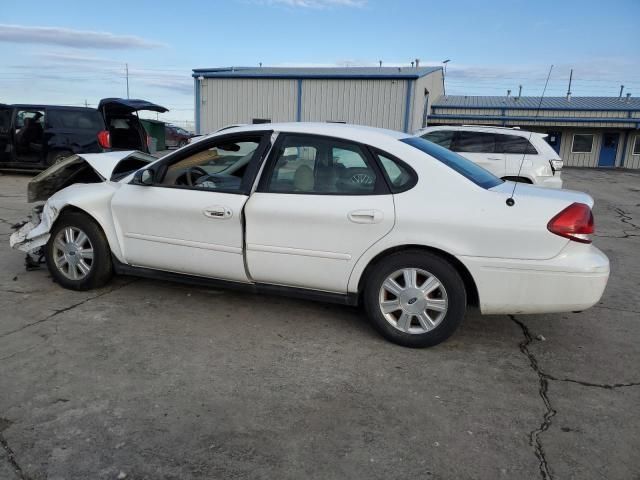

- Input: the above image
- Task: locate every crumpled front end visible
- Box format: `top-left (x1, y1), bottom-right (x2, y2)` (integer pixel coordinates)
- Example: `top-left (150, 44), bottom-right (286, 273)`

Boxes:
top-left (10, 202), bottom-right (60, 254)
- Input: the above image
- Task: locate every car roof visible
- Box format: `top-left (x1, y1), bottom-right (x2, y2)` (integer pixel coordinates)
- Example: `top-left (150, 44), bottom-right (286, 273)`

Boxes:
top-left (7, 104), bottom-right (98, 112)
top-left (418, 125), bottom-right (545, 139)
top-left (202, 122), bottom-right (410, 144)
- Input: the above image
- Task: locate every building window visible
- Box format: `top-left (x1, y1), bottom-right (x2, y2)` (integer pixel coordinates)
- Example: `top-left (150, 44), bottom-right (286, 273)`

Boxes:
top-left (571, 134), bottom-right (594, 153)
top-left (252, 118), bottom-right (271, 124)
top-left (633, 136), bottom-right (640, 156)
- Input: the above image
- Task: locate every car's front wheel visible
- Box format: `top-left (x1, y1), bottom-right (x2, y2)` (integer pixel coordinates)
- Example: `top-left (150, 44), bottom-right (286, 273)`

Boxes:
top-left (363, 250), bottom-right (466, 348)
top-left (45, 212), bottom-right (113, 291)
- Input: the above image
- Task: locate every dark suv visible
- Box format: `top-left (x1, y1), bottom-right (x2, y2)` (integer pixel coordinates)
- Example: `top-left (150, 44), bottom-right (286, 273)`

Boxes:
top-left (0, 98), bottom-right (167, 170)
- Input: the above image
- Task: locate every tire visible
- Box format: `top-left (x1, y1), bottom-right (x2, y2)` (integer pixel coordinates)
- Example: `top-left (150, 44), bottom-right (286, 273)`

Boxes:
top-left (178, 140), bottom-right (187, 148)
top-left (45, 212), bottom-right (113, 291)
top-left (363, 250), bottom-right (466, 348)
top-left (46, 150), bottom-right (72, 166)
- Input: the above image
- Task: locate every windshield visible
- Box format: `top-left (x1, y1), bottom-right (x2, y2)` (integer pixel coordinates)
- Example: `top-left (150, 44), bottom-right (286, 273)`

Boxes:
top-left (400, 137), bottom-right (503, 189)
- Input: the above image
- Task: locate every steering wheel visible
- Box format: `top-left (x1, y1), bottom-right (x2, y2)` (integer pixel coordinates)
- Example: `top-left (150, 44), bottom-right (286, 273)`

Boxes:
top-left (186, 166), bottom-right (209, 186)
top-left (347, 168), bottom-right (375, 186)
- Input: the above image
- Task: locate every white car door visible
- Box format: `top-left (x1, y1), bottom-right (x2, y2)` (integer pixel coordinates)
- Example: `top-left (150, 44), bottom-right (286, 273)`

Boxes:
top-left (244, 133), bottom-right (395, 293)
top-left (111, 132), bottom-right (270, 282)
top-left (450, 131), bottom-right (505, 177)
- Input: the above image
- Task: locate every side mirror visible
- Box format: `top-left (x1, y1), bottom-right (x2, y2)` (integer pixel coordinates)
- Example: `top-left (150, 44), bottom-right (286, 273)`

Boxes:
top-left (133, 168), bottom-right (154, 186)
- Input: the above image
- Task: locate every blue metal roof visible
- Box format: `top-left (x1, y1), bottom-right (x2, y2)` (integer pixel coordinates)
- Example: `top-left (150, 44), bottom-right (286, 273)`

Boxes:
top-left (433, 95), bottom-right (640, 111)
top-left (192, 66), bottom-right (442, 80)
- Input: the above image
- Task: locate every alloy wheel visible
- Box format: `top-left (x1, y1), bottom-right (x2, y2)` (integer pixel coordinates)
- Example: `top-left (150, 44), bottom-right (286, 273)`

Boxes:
top-left (52, 226), bottom-right (94, 280)
top-left (378, 268), bottom-right (448, 334)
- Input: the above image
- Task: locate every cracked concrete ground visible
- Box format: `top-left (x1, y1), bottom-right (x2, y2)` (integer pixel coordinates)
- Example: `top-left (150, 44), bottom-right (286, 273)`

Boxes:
top-left (0, 168), bottom-right (638, 480)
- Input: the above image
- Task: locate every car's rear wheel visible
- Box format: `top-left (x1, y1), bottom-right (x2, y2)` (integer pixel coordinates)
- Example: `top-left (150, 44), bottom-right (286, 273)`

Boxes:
top-left (363, 250), bottom-right (466, 348)
top-left (178, 140), bottom-right (187, 148)
top-left (46, 212), bottom-right (113, 291)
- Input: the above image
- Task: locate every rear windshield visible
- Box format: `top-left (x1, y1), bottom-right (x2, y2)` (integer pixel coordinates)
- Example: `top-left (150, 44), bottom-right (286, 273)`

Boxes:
top-left (400, 136), bottom-right (503, 189)
top-left (48, 109), bottom-right (104, 131)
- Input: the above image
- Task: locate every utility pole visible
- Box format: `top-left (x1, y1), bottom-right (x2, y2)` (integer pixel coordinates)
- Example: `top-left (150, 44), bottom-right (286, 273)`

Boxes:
top-left (125, 63), bottom-right (130, 99)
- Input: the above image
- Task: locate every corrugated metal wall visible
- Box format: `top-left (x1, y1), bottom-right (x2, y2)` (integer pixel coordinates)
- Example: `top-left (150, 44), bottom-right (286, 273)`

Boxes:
top-left (411, 70), bottom-right (444, 131)
top-left (199, 78), bottom-right (298, 132)
top-left (559, 129), bottom-right (603, 168)
top-left (300, 79), bottom-right (408, 131)
top-left (623, 132), bottom-right (640, 169)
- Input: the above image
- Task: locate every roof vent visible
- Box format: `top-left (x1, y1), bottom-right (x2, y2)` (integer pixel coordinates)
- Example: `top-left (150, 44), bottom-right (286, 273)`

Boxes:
top-left (507, 89), bottom-right (511, 98)
top-left (415, 58), bottom-right (420, 68)
top-left (411, 61), bottom-right (415, 68)
top-left (626, 93), bottom-right (632, 103)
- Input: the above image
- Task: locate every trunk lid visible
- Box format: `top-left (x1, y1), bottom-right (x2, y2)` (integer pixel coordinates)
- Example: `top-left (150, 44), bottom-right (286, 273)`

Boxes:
top-left (97, 98), bottom-right (168, 116)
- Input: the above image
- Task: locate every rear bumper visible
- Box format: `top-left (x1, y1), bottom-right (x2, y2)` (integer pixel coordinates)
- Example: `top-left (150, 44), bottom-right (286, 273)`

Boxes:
top-left (459, 243), bottom-right (609, 314)
top-left (535, 174), bottom-right (563, 189)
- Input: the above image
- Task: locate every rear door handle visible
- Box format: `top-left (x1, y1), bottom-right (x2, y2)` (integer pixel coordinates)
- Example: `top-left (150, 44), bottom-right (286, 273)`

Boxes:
top-left (348, 209), bottom-right (383, 224)
top-left (487, 157), bottom-right (503, 161)
top-left (203, 206), bottom-right (232, 219)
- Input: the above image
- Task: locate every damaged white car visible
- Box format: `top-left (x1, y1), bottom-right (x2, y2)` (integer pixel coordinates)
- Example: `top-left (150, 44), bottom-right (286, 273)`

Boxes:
top-left (11, 123), bottom-right (610, 347)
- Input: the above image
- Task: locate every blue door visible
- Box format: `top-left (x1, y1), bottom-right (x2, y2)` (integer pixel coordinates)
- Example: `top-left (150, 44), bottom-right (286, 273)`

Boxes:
top-left (598, 133), bottom-right (619, 167)
top-left (545, 131), bottom-right (562, 154)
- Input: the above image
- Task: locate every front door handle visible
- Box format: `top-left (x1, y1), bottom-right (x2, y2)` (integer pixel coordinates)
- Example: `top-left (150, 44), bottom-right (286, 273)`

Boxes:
top-left (203, 206), bottom-right (232, 219)
top-left (487, 157), bottom-right (503, 161)
top-left (348, 209), bottom-right (383, 224)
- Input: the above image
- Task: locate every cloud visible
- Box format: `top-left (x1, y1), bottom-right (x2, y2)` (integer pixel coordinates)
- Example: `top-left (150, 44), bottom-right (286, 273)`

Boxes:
top-left (257, 0), bottom-right (366, 8)
top-left (0, 24), bottom-right (164, 49)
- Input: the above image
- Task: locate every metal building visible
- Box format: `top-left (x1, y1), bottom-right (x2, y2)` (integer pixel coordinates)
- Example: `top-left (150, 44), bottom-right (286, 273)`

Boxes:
top-left (192, 66), bottom-right (444, 135)
top-left (428, 95), bottom-right (640, 169)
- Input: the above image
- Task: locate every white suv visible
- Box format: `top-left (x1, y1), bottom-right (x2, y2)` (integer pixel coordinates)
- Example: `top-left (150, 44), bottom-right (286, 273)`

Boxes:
top-left (415, 125), bottom-right (563, 188)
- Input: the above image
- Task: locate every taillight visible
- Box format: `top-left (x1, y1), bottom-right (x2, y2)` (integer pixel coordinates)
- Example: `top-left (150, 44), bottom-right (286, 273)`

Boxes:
top-left (547, 202), bottom-right (594, 244)
top-left (97, 130), bottom-right (111, 149)
top-left (146, 134), bottom-right (152, 147)
top-left (549, 159), bottom-right (563, 173)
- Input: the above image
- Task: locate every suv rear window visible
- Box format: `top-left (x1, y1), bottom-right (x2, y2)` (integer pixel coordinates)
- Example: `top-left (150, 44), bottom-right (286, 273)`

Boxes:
top-left (401, 137), bottom-right (503, 189)
top-left (48, 109), bottom-right (104, 130)
top-left (496, 134), bottom-right (538, 154)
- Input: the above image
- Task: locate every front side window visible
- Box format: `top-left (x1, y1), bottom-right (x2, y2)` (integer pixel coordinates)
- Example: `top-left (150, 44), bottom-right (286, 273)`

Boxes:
top-left (422, 130), bottom-right (454, 149)
top-left (450, 131), bottom-right (497, 153)
top-left (572, 134), bottom-right (594, 153)
top-left (401, 136), bottom-right (503, 189)
top-left (265, 134), bottom-right (381, 194)
top-left (159, 136), bottom-right (262, 192)
top-left (497, 134), bottom-right (538, 155)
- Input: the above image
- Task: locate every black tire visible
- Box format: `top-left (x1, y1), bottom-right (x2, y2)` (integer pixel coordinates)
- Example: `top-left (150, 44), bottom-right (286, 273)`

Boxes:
top-left (363, 250), bottom-right (466, 348)
top-left (178, 140), bottom-right (187, 148)
top-left (45, 212), bottom-right (113, 291)
top-left (46, 150), bottom-right (72, 166)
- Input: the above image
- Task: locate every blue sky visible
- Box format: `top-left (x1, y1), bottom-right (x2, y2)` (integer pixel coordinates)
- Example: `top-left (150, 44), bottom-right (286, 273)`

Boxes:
top-left (1, 0), bottom-right (638, 126)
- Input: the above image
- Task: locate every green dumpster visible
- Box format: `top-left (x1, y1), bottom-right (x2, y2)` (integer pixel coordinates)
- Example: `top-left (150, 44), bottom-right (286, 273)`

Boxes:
top-left (140, 119), bottom-right (166, 153)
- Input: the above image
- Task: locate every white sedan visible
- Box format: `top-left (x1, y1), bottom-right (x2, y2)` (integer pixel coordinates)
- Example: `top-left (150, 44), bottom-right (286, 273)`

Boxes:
top-left (11, 123), bottom-right (610, 347)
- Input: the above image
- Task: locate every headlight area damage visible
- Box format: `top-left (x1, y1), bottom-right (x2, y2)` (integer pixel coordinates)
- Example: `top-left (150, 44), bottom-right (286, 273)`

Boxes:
top-left (10, 151), bottom-right (155, 266)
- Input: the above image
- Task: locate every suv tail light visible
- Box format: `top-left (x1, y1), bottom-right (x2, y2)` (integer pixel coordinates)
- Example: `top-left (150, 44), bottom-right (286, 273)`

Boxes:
top-left (97, 130), bottom-right (111, 149)
top-left (547, 202), bottom-right (594, 244)
top-left (146, 134), bottom-right (152, 148)
top-left (549, 159), bottom-right (563, 173)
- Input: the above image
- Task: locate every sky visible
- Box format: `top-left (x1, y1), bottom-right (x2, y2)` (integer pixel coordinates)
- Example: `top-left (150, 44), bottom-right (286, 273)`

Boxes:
top-left (1, 0), bottom-right (638, 128)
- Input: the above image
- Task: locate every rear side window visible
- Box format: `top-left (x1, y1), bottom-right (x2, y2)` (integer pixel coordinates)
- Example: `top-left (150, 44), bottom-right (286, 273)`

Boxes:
top-left (401, 137), bottom-right (503, 189)
top-left (377, 152), bottom-right (417, 193)
top-left (450, 131), bottom-right (496, 153)
top-left (497, 134), bottom-right (538, 154)
top-left (422, 130), bottom-right (454, 149)
top-left (48, 109), bottom-right (104, 130)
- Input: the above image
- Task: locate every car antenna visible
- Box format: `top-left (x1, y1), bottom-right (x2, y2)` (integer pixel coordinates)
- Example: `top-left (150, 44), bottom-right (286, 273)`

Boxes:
top-left (506, 65), bottom-right (554, 207)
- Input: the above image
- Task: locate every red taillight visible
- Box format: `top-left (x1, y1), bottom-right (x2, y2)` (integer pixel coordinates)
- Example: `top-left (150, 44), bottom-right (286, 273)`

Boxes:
top-left (146, 134), bottom-right (152, 147)
top-left (97, 130), bottom-right (111, 149)
top-left (547, 202), bottom-right (594, 244)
